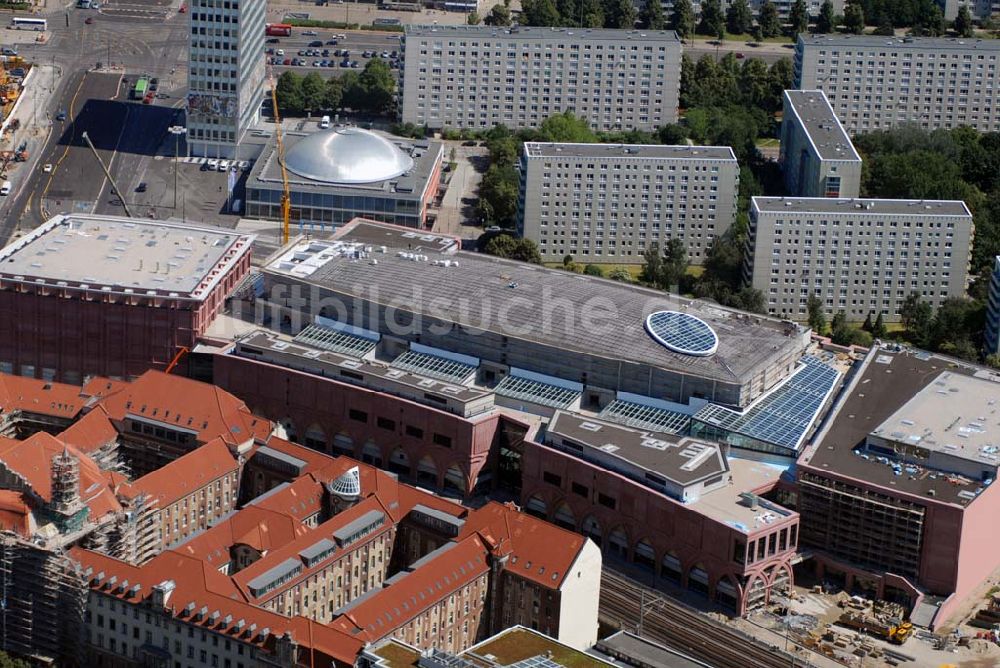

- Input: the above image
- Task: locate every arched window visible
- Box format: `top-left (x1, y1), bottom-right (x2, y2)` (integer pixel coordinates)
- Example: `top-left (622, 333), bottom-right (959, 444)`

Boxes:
top-left (304, 424), bottom-right (327, 451)
top-left (552, 503), bottom-right (575, 530)
top-left (608, 527), bottom-right (629, 561)
top-left (634, 539), bottom-right (655, 571)
top-left (388, 448), bottom-right (410, 476)
top-left (581, 515), bottom-right (602, 547)
top-left (332, 433), bottom-right (353, 456)
top-left (688, 564), bottom-right (709, 596)
top-left (416, 456), bottom-right (438, 487)
top-left (444, 465), bottom-right (465, 495)
top-left (525, 496), bottom-right (547, 519)
top-left (661, 552), bottom-right (681, 583)
top-left (361, 441), bottom-right (382, 467)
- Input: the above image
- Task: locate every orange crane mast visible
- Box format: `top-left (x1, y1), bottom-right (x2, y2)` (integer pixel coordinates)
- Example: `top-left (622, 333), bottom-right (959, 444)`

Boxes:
top-left (267, 63), bottom-right (291, 245)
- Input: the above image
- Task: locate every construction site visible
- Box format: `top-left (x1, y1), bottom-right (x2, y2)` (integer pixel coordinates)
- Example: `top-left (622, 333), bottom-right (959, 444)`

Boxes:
top-left (0, 54), bottom-right (33, 177)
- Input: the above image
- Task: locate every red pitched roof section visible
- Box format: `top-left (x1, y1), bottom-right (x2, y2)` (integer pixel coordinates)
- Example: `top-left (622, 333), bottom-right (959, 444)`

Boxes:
top-left (58, 406), bottom-right (118, 455)
top-left (460, 501), bottom-right (585, 589)
top-left (0, 490), bottom-right (31, 535)
top-left (0, 375), bottom-right (85, 420)
top-left (175, 505), bottom-right (312, 568)
top-left (97, 370), bottom-right (270, 446)
top-left (120, 437), bottom-right (238, 507)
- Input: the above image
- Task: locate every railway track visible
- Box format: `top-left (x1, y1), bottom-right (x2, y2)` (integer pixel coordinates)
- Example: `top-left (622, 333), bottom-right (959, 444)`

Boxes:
top-left (599, 568), bottom-right (812, 668)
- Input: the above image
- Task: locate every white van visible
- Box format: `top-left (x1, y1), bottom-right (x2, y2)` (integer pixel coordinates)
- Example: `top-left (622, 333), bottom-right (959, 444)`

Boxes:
top-left (0, 181), bottom-right (11, 196)
top-left (319, 115), bottom-right (331, 129)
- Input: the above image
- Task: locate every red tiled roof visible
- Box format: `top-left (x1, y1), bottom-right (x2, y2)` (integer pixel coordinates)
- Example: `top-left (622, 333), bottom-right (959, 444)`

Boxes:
top-left (254, 438), bottom-right (336, 476)
top-left (0, 490), bottom-right (31, 535)
top-left (122, 438), bottom-right (238, 507)
top-left (0, 432), bottom-right (121, 519)
top-left (175, 506), bottom-right (312, 568)
top-left (0, 375), bottom-right (84, 420)
top-left (69, 547), bottom-right (365, 665)
top-left (460, 502), bottom-right (585, 589)
top-left (58, 406), bottom-right (117, 454)
top-left (97, 370), bottom-right (268, 446)
top-left (232, 495), bottom-right (393, 600)
top-left (330, 534), bottom-right (490, 641)
top-left (248, 474), bottom-right (326, 522)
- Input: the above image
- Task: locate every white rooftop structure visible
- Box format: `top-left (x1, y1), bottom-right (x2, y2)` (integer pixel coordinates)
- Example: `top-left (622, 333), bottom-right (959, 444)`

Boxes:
top-left (283, 127), bottom-right (415, 185)
top-left (0, 214), bottom-right (254, 300)
top-left (867, 371), bottom-right (1000, 477)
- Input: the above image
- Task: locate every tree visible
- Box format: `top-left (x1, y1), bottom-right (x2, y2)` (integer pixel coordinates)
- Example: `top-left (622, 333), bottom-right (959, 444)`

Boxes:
top-left (485, 3), bottom-right (512, 24)
top-left (608, 267), bottom-right (633, 282)
top-left (583, 263), bottom-right (605, 276)
top-left (953, 4), bottom-right (974, 37)
top-left (482, 235), bottom-right (543, 264)
top-left (830, 311), bottom-right (853, 346)
top-left (467, 10), bottom-right (481, 23)
top-left (757, 0), bottom-right (781, 37)
top-left (477, 164), bottom-right (520, 226)
top-left (353, 58), bottom-right (396, 113)
top-left (816, 0), bottom-right (835, 33)
top-left (669, 0), bottom-right (694, 37)
top-left (788, 0), bottom-right (809, 39)
top-left (872, 312), bottom-right (887, 339)
top-left (521, 0), bottom-right (561, 25)
top-left (275, 71), bottom-right (304, 115)
top-left (697, 0), bottom-right (723, 35)
top-left (900, 292), bottom-right (934, 346)
top-left (807, 294), bottom-right (826, 333)
top-left (300, 72), bottom-right (326, 113)
top-left (727, 0), bottom-right (752, 35)
top-left (640, 0), bottom-right (666, 29)
top-left (844, 0), bottom-right (865, 34)
top-left (605, 0), bottom-right (638, 28)
top-left (874, 14), bottom-right (895, 34)
top-left (323, 77), bottom-right (343, 111)
top-left (914, 0), bottom-right (944, 35)
top-left (641, 240), bottom-right (688, 291)
top-left (862, 312), bottom-right (874, 332)
top-left (557, 0), bottom-right (580, 24)
top-left (0, 653), bottom-right (29, 668)
top-left (580, 0), bottom-right (605, 26)
top-left (537, 112), bottom-right (598, 142)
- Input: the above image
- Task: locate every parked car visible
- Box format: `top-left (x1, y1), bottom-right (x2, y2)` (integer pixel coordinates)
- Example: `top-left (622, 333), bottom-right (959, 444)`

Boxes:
top-left (350, 61), bottom-right (359, 68)
top-left (207, 159), bottom-right (219, 170)
top-left (217, 160), bottom-right (229, 172)
top-left (266, 38), bottom-right (280, 44)
top-left (276, 49), bottom-right (284, 56)
top-left (136, 182), bottom-right (147, 192)
top-left (340, 60), bottom-right (350, 68)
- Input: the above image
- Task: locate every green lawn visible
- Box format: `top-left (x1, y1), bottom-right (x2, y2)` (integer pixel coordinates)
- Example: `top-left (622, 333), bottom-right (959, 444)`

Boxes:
top-left (756, 138), bottom-right (780, 149)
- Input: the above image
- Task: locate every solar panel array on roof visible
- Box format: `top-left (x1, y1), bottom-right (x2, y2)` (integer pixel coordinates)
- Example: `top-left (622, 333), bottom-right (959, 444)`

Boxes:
top-left (390, 350), bottom-right (478, 384)
top-left (645, 311), bottom-right (719, 356)
top-left (693, 356), bottom-right (840, 452)
top-left (418, 649), bottom-right (480, 668)
top-left (599, 399), bottom-right (692, 435)
top-left (293, 324), bottom-right (377, 358)
top-left (494, 375), bottom-right (581, 410)
top-left (508, 657), bottom-right (566, 668)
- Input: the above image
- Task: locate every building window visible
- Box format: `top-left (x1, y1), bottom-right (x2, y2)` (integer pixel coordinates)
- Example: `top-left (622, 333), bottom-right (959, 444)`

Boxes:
top-left (348, 409), bottom-right (368, 423)
top-left (432, 433), bottom-right (452, 448)
top-left (571, 482), bottom-right (588, 498)
top-left (376, 417), bottom-right (395, 431)
top-left (405, 425), bottom-right (424, 438)
top-left (597, 493), bottom-right (616, 510)
top-left (542, 471), bottom-right (562, 487)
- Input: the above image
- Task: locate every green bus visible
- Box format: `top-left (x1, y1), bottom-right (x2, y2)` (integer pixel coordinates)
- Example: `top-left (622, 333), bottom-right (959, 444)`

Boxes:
top-left (132, 77), bottom-right (149, 100)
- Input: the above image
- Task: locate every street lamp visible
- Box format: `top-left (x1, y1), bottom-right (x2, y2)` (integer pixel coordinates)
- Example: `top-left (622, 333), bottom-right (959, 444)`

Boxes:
top-left (167, 126), bottom-right (187, 210)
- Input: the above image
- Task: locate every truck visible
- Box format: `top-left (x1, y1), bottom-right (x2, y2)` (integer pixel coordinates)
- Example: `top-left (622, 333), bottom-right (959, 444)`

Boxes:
top-left (132, 77), bottom-right (148, 101)
top-left (838, 611), bottom-right (912, 645)
top-left (265, 23), bottom-right (292, 37)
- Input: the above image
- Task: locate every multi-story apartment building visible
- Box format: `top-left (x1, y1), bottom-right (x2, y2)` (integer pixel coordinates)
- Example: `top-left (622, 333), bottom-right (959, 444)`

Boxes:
top-left (940, 0), bottom-right (1000, 20)
top-left (779, 90), bottom-right (861, 199)
top-left (517, 142), bottom-right (740, 264)
top-left (399, 25), bottom-right (682, 131)
top-left (187, 0), bottom-right (266, 158)
top-left (793, 35), bottom-right (1000, 134)
top-left (985, 256), bottom-right (1000, 355)
top-left (638, 0), bottom-right (843, 22)
top-left (747, 197), bottom-right (974, 322)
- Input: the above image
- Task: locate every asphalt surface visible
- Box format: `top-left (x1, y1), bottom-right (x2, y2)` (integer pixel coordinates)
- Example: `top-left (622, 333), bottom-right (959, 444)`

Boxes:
top-left (267, 29), bottom-right (403, 75)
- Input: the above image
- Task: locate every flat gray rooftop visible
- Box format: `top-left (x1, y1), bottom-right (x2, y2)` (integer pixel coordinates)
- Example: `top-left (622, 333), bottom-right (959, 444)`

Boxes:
top-left (870, 371), bottom-right (1000, 467)
top-left (595, 631), bottom-right (712, 668)
top-left (264, 220), bottom-right (807, 386)
top-left (752, 197), bottom-right (971, 217)
top-left (248, 131), bottom-right (441, 198)
top-left (547, 411), bottom-right (727, 488)
top-left (803, 349), bottom-right (1000, 506)
top-left (797, 34), bottom-right (1000, 51)
top-left (783, 91), bottom-right (860, 162)
top-left (0, 214), bottom-right (251, 299)
top-left (405, 25), bottom-right (681, 42)
top-left (523, 142), bottom-right (736, 161)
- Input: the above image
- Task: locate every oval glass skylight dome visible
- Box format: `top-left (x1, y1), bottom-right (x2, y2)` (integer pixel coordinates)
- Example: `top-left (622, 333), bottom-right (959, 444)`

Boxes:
top-left (284, 127), bottom-right (414, 184)
top-left (645, 311), bottom-right (719, 356)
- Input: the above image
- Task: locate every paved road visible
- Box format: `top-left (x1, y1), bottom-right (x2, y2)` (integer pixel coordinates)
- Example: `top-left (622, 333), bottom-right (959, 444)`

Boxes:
top-left (684, 39), bottom-right (795, 65)
top-left (2, 0), bottom-right (191, 239)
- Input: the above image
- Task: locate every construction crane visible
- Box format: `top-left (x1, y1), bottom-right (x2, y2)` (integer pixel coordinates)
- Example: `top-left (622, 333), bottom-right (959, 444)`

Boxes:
top-left (267, 63), bottom-right (291, 245)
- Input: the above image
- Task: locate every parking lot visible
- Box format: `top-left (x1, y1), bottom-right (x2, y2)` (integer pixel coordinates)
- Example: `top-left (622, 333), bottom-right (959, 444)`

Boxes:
top-left (265, 29), bottom-right (403, 76)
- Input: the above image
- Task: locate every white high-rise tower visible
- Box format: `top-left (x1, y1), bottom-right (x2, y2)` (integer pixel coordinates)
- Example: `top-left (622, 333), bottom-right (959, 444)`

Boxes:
top-left (186, 0), bottom-right (265, 158)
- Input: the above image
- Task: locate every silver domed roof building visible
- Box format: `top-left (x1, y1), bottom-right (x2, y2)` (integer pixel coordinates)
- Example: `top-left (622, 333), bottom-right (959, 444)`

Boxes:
top-left (284, 127), bottom-right (416, 185)
top-left (245, 124), bottom-right (444, 229)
